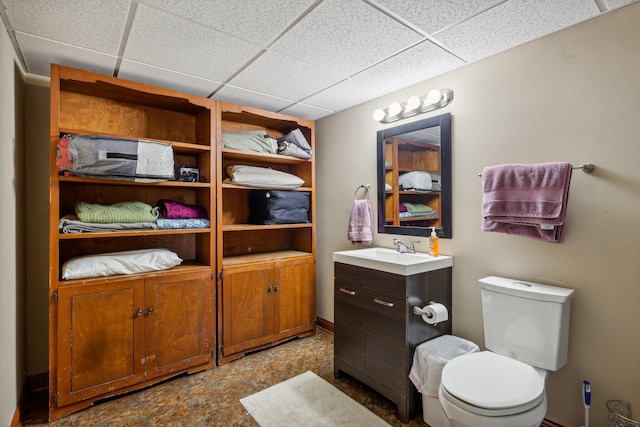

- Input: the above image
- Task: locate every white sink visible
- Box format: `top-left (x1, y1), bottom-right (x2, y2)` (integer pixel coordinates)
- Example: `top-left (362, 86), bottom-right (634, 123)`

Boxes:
top-left (333, 247), bottom-right (453, 276)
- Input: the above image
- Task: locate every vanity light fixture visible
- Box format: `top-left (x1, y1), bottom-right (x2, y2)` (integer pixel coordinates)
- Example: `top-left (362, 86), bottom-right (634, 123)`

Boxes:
top-left (373, 89), bottom-right (453, 123)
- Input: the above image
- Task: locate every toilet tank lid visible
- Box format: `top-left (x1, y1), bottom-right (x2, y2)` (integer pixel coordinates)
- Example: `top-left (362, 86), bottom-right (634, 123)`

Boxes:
top-left (479, 276), bottom-right (575, 303)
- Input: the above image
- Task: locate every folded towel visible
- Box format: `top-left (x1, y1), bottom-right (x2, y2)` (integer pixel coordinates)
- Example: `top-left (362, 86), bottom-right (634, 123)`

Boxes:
top-left (402, 202), bottom-right (433, 214)
top-left (481, 162), bottom-right (572, 243)
top-left (347, 199), bottom-right (373, 245)
top-left (157, 199), bottom-right (207, 219)
top-left (156, 218), bottom-right (210, 229)
top-left (75, 201), bottom-right (159, 224)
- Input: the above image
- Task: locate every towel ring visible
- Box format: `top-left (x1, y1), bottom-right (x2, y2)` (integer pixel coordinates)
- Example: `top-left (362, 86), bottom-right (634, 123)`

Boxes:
top-left (354, 184), bottom-right (370, 200)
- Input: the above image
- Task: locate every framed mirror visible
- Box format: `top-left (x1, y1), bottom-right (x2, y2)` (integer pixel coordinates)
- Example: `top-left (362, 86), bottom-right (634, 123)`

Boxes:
top-left (376, 113), bottom-right (452, 238)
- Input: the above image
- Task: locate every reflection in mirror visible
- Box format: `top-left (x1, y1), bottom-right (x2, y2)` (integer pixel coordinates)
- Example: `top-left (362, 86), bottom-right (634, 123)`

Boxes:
top-left (377, 113), bottom-right (451, 238)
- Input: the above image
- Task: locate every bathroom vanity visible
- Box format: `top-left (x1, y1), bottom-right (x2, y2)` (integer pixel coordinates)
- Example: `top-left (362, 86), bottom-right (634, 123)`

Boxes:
top-left (333, 248), bottom-right (453, 422)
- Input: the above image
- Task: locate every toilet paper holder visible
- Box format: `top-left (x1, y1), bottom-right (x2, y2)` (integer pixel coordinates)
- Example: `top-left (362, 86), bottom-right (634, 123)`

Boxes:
top-left (413, 301), bottom-right (439, 318)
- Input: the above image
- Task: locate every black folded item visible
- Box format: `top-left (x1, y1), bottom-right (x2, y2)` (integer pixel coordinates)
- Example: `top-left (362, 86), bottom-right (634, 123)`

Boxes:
top-left (249, 190), bottom-right (310, 225)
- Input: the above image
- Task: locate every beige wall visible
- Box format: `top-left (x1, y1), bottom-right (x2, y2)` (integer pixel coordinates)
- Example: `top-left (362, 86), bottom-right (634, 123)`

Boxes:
top-left (317, 4), bottom-right (640, 426)
top-left (0, 17), bottom-right (26, 426)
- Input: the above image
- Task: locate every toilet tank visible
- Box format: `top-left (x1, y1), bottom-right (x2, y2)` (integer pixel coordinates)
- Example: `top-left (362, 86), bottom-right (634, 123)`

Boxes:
top-left (479, 276), bottom-right (575, 371)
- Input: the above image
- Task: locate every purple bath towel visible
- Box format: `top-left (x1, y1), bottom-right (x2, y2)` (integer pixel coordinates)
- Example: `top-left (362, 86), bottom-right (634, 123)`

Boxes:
top-left (481, 162), bottom-right (572, 243)
top-left (348, 199), bottom-right (373, 245)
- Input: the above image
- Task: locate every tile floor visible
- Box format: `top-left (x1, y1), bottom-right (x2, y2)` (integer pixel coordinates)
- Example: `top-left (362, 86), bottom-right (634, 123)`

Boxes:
top-left (23, 328), bottom-right (427, 426)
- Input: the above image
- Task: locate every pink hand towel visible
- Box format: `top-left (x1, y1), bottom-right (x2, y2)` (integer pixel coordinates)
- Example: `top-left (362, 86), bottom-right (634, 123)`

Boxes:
top-left (481, 162), bottom-right (572, 243)
top-left (347, 199), bottom-right (373, 245)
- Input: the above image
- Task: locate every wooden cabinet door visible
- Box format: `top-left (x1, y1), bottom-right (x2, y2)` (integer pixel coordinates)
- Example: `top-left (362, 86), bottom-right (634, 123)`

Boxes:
top-left (221, 264), bottom-right (273, 356)
top-left (334, 278), bottom-right (365, 370)
top-left (56, 278), bottom-right (145, 406)
top-left (364, 288), bottom-right (407, 394)
top-left (145, 271), bottom-right (214, 379)
top-left (274, 258), bottom-right (314, 336)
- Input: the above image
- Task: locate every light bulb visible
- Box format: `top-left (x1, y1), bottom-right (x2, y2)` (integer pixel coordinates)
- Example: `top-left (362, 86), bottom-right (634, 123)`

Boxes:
top-left (372, 109), bottom-right (386, 122)
top-left (405, 96), bottom-right (421, 112)
top-left (425, 89), bottom-right (443, 105)
top-left (388, 102), bottom-right (402, 118)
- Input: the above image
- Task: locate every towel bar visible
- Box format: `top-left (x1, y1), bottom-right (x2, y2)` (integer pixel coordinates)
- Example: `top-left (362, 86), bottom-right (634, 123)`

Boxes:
top-left (478, 163), bottom-right (595, 177)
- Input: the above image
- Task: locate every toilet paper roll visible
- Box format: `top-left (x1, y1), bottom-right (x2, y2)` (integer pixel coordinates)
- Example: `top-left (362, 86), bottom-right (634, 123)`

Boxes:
top-left (420, 303), bottom-right (448, 325)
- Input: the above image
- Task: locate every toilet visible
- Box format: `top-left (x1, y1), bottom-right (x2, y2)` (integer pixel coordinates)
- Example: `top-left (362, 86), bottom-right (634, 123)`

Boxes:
top-left (438, 276), bottom-right (574, 427)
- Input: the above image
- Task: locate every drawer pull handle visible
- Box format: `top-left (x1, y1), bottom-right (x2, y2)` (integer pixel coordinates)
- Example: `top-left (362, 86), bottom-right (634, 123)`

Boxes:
top-left (339, 287), bottom-right (356, 296)
top-left (374, 298), bottom-right (394, 307)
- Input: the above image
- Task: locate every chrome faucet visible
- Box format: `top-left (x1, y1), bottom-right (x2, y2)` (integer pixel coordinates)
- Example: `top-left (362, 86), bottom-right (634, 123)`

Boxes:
top-left (393, 239), bottom-right (420, 254)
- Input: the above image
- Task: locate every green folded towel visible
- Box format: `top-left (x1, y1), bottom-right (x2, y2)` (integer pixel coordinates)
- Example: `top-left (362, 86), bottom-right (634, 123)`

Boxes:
top-left (75, 201), bottom-right (159, 224)
top-left (402, 202), bottom-right (433, 214)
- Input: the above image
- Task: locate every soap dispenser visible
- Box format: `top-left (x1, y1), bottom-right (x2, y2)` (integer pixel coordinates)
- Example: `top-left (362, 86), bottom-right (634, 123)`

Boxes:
top-left (428, 227), bottom-right (439, 256)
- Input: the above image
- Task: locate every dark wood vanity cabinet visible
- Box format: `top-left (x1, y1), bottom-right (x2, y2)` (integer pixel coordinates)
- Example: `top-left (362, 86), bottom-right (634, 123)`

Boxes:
top-left (334, 262), bottom-right (452, 422)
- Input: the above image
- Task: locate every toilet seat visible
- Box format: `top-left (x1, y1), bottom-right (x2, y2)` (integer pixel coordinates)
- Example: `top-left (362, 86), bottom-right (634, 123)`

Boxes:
top-left (441, 351), bottom-right (546, 417)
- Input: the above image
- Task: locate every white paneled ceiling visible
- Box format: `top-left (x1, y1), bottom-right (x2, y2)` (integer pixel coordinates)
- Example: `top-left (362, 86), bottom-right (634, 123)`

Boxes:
top-left (1, 0), bottom-right (637, 120)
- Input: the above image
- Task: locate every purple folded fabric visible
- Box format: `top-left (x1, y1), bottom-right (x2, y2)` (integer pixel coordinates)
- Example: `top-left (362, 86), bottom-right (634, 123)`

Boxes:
top-left (157, 199), bottom-right (207, 219)
top-left (481, 162), bottom-right (572, 243)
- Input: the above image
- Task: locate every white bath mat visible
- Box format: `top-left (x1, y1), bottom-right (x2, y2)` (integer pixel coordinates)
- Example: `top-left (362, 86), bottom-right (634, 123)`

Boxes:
top-left (240, 370), bottom-right (391, 427)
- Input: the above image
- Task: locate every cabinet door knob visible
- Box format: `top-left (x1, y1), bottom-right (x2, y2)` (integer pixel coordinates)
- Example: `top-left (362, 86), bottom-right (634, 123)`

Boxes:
top-left (374, 298), bottom-right (394, 307)
top-left (268, 285), bottom-right (274, 292)
top-left (136, 309), bottom-right (144, 317)
top-left (147, 307), bottom-right (155, 314)
top-left (339, 287), bottom-right (356, 296)
top-left (274, 285), bottom-right (280, 291)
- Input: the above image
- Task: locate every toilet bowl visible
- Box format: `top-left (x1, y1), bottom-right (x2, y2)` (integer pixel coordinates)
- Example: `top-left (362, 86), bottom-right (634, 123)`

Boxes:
top-left (438, 351), bottom-right (547, 427)
top-left (436, 276), bottom-right (574, 427)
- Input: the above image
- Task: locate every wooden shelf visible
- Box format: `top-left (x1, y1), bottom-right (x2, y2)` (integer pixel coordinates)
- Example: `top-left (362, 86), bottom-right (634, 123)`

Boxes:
top-left (399, 216), bottom-right (439, 222)
top-left (59, 228), bottom-right (211, 239)
top-left (222, 223), bottom-right (311, 232)
top-left (221, 183), bottom-right (311, 192)
top-left (222, 250), bottom-right (312, 267)
top-left (58, 175), bottom-right (211, 187)
top-left (58, 128), bottom-right (211, 153)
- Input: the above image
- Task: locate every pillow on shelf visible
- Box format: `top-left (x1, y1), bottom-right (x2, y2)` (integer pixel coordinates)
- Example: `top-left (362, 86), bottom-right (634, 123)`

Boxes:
top-left (227, 165), bottom-right (304, 189)
top-left (62, 248), bottom-right (182, 280)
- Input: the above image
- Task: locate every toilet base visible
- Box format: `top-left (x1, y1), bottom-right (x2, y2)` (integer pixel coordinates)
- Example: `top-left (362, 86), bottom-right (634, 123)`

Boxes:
top-left (423, 395), bottom-right (454, 427)
top-left (438, 387), bottom-right (547, 427)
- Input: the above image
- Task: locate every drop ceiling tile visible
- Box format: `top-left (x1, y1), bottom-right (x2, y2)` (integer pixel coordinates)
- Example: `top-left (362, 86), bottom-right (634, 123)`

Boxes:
top-left (343, 40), bottom-right (465, 95)
top-left (118, 60), bottom-right (222, 98)
top-left (15, 32), bottom-right (117, 77)
top-left (436, 0), bottom-right (600, 62)
top-left (302, 77), bottom-right (387, 112)
top-left (140, 0), bottom-right (316, 45)
top-left (270, 0), bottom-right (423, 77)
top-left (124, 4), bottom-right (262, 82)
top-left (373, 0), bottom-right (504, 34)
top-left (228, 50), bottom-right (343, 101)
top-left (213, 85), bottom-right (294, 113)
top-left (279, 102), bottom-right (335, 121)
top-left (2, 0), bottom-right (129, 54)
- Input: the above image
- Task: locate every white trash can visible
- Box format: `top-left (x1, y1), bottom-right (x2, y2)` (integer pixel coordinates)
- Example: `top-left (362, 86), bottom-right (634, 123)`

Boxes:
top-left (410, 335), bottom-right (479, 427)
